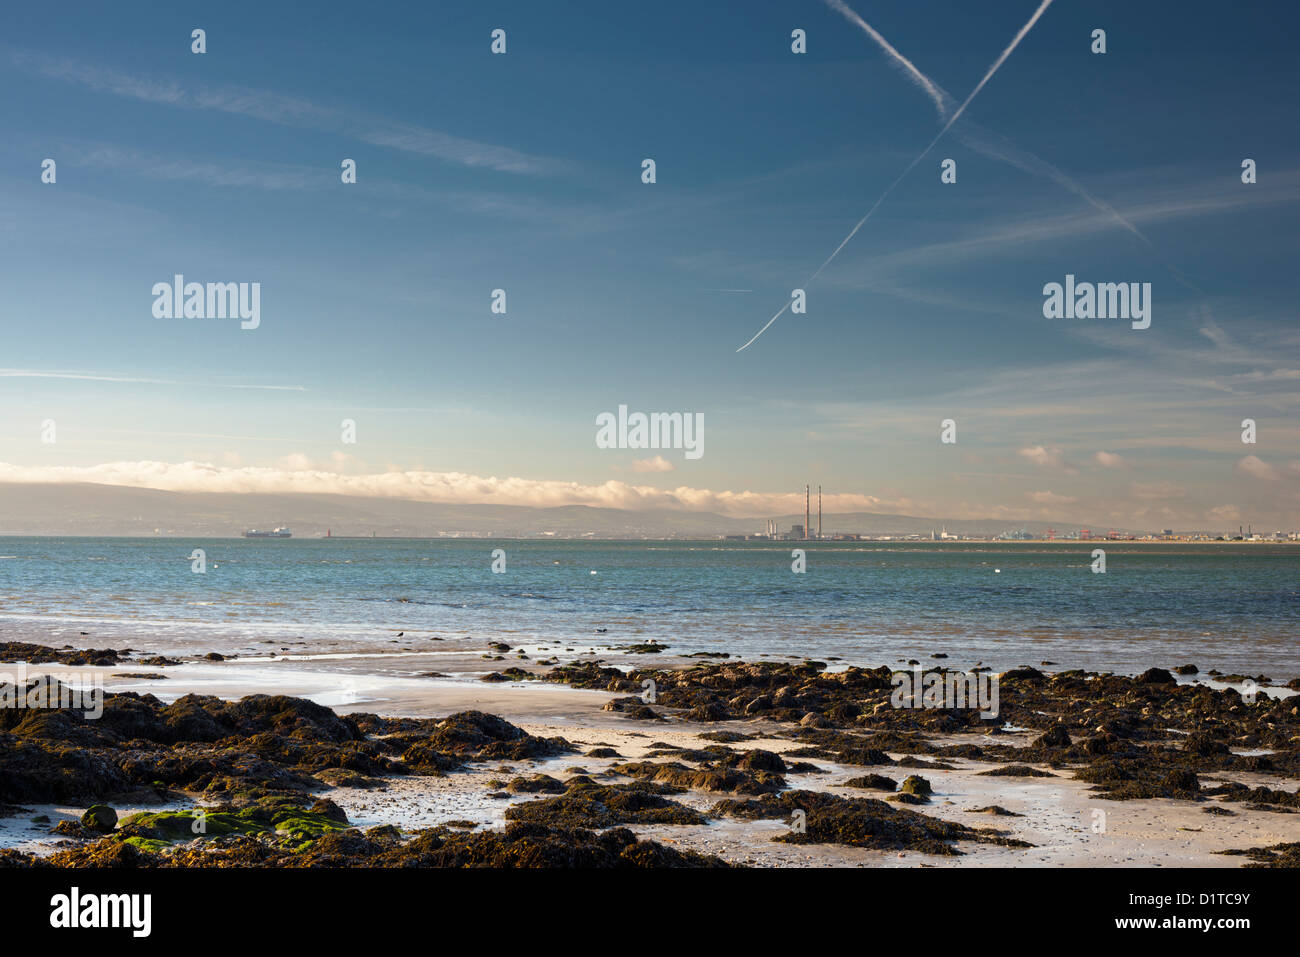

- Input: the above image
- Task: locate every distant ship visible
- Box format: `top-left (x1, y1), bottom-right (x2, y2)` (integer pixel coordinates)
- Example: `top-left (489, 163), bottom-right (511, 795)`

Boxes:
top-left (243, 527), bottom-right (292, 538)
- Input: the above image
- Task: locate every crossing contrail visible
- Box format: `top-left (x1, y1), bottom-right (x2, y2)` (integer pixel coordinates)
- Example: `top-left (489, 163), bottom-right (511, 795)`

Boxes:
top-left (825, 0), bottom-right (1210, 300)
top-left (823, 0), bottom-right (1152, 248)
top-left (737, 0), bottom-right (1055, 352)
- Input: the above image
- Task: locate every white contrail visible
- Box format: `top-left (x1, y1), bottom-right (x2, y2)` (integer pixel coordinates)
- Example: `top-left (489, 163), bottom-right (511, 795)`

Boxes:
top-left (822, 0), bottom-right (948, 119)
top-left (825, 0), bottom-right (1143, 241)
top-left (738, 0), bottom-right (1055, 351)
top-left (826, 0), bottom-right (1206, 297)
top-left (834, 0), bottom-right (1209, 299)
top-left (946, 0), bottom-right (1055, 134)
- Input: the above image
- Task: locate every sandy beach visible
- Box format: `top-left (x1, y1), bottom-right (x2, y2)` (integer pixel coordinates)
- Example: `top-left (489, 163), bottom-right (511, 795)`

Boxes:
top-left (2, 646), bottom-right (1297, 867)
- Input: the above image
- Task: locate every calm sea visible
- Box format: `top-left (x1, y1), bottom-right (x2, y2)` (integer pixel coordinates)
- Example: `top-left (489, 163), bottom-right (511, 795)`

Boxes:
top-left (0, 538), bottom-right (1296, 677)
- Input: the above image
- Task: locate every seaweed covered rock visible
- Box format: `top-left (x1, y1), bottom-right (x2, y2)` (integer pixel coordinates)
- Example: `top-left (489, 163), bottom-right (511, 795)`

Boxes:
top-left (709, 790), bottom-right (1031, 854)
top-left (1000, 666), bottom-right (1045, 685)
top-left (426, 711), bottom-right (546, 757)
top-left (1183, 732), bottom-right (1229, 756)
top-left (1137, 668), bottom-right (1176, 685)
top-left (1218, 842), bottom-right (1300, 868)
top-left (116, 795), bottom-right (352, 849)
top-left (358, 709), bottom-right (573, 774)
top-left (612, 750), bottom-right (787, 794)
top-left (0, 641), bottom-right (126, 667)
top-left (1035, 724), bottom-right (1072, 748)
top-left (506, 774), bottom-right (566, 794)
top-left (552, 660), bottom-right (894, 729)
top-left (503, 780), bottom-right (708, 829)
top-left (1074, 758), bottom-right (1201, 800)
top-left (1200, 782), bottom-right (1300, 810)
top-left (32, 820), bottom-right (729, 869)
top-left (842, 774), bottom-right (897, 792)
top-left (80, 804), bottom-right (117, 833)
top-left (900, 775), bottom-right (932, 796)
top-left (0, 685), bottom-right (578, 810)
top-left (978, 765), bottom-right (1055, 778)
top-left (308, 798), bottom-right (350, 825)
top-left (738, 749), bottom-right (787, 773)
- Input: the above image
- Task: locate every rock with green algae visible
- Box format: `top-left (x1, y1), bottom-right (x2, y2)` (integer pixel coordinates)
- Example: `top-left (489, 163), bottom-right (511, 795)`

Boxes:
top-left (888, 792), bottom-right (930, 805)
top-left (80, 804), bottom-right (117, 832)
top-left (900, 775), bottom-right (932, 796)
top-left (114, 795), bottom-right (351, 849)
top-left (27, 821), bottom-right (728, 868)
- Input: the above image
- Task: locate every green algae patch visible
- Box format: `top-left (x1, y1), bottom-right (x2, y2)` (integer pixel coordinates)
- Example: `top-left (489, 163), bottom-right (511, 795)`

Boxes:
top-left (115, 798), bottom-right (350, 849)
top-left (269, 808), bottom-right (349, 841)
top-left (117, 809), bottom-right (266, 841)
top-left (120, 836), bottom-right (169, 854)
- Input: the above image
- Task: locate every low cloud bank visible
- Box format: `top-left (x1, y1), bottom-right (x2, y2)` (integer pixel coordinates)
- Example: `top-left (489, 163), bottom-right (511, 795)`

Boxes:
top-left (0, 460), bottom-right (901, 518)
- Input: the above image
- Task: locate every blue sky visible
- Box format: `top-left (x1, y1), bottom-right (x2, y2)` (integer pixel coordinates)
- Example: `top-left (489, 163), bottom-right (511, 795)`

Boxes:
top-left (1, 0), bottom-right (1297, 530)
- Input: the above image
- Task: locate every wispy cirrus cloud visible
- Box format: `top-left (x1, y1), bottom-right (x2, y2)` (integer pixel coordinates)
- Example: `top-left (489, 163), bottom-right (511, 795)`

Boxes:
top-left (65, 145), bottom-right (325, 191)
top-left (825, 169), bottom-right (1300, 293)
top-left (11, 53), bottom-right (566, 176)
top-left (1028, 490), bottom-right (1077, 505)
top-left (0, 369), bottom-right (305, 392)
top-left (1131, 481), bottom-right (1187, 500)
top-left (46, 142), bottom-right (601, 227)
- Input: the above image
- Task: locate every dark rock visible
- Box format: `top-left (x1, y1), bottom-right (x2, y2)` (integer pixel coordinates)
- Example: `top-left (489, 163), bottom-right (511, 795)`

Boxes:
top-left (841, 774), bottom-right (896, 792)
top-left (80, 805), bottom-right (117, 833)
top-left (1035, 724), bottom-right (1072, 748)
top-left (1137, 668), bottom-right (1176, 685)
top-left (900, 775), bottom-right (931, 796)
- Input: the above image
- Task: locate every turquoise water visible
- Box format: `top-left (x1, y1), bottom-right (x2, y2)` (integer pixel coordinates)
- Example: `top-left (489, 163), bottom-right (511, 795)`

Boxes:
top-left (0, 538), bottom-right (1296, 677)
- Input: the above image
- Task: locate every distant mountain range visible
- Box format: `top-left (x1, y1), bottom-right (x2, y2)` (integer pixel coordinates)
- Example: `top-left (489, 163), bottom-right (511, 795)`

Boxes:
top-left (0, 482), bottom-right (1128, 538)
